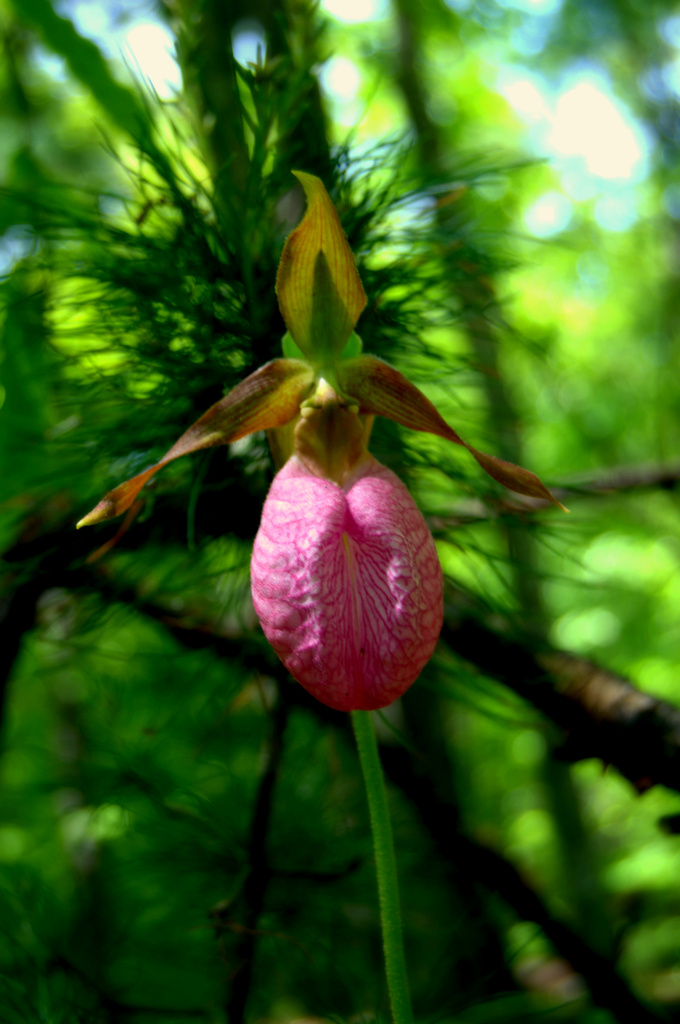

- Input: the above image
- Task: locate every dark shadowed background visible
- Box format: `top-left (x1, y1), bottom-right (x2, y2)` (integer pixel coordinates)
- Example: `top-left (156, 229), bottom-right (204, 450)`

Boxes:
top-left (2, 0), bottom-right (680, 1021)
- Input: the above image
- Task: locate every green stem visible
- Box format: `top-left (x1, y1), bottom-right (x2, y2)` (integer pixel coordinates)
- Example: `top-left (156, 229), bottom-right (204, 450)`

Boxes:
top-left (351, 709), bottom-right (414, 1024)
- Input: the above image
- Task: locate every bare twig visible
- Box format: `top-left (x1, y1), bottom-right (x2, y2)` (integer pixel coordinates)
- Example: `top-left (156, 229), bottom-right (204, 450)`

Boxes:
top-left (428, 460), bottom-right (680, 527)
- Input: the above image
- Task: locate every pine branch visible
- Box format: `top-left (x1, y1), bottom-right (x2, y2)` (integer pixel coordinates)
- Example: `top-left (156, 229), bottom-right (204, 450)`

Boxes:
top-left (8, 0), bottom-right (147, 140)
top-left (69, 557), bottom-right (674, 1020)
top-left (222, 698), bottom-right (289, 1024)
top-left (5, 507), bottom-right (680, 796)
top-left (97, 577), bottom-right (680, 796)
top-left (49, 955), bottom-right (208, 1018)
top-left (0, 578), bottom-right (43, 741)
top-left (4, 513), bottom-right (678, 1017)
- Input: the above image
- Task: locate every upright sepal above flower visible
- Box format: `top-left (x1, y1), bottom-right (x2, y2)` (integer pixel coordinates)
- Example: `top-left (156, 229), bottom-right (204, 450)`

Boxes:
top-left (78, 171), bottom-right (566, 710)
top-left (276, 171), bottom-right (367, 364)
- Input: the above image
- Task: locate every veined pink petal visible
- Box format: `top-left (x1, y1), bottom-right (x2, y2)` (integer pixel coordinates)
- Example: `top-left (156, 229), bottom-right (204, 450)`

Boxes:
top-left (251, 455), bottom-right (443, 711)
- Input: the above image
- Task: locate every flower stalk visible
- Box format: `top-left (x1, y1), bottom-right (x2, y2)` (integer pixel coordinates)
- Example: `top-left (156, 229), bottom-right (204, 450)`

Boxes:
top-left (352, 709), bottom-right (413, 1024)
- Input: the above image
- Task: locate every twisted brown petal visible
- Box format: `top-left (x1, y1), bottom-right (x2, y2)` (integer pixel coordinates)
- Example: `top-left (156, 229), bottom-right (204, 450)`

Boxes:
top-left (77, 359), bottom-right (314, 527)
top-left (338, 355), bottom-right (567, 510)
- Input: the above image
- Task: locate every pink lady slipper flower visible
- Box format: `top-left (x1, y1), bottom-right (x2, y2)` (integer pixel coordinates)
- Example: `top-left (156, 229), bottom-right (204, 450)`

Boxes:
top-left (78, 172), bottom-right (564, 711)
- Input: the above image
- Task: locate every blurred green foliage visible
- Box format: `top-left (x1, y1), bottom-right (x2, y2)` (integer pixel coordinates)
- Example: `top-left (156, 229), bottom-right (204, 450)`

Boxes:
top-left (2, 0), bottom-right (680, 1022)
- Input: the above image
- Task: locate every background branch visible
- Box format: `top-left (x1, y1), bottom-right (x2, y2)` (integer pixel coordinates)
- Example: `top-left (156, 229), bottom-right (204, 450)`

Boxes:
top-left (380, 744), bottom-right (669, 1024)
top-left (5, 510), bottom-right (680, 796)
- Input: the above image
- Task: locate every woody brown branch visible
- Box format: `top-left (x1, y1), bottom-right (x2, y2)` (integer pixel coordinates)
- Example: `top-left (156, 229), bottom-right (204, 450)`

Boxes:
top-left (441, 610), bottom-right (680, 794)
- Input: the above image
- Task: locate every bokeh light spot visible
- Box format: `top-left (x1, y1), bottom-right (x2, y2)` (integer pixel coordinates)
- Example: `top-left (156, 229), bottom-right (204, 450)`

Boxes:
top-left (524, 191), bottom-right (572, 236)
top-left (320, 56), bottom-right (361, 100)
top-left (594, 194), bottom-right (638, 232)
top-left (554, 607), bottom-right (621, 650)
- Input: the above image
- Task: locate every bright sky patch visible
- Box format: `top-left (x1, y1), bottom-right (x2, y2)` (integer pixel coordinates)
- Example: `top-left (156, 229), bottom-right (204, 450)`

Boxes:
top-left (502, 69), bottom-right (649, 183)
top-left (548, 81), bottom-right (645, 180)
top-left (55, 0), bottom-right (182, 100)
top-left (232, 21), bottom-right (267, 67)
top-left (524, 191), bottom-right (572, 237)
top-left (124, 23), bottom-right (181, 99)
top-left (320, 0), bottom-right (388, 23)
